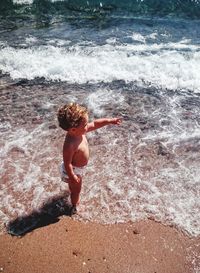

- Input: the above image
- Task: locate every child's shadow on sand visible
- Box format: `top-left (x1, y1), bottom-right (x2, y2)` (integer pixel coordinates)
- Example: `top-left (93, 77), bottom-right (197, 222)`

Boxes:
top-left (7, 193), bottom-right (72, 237)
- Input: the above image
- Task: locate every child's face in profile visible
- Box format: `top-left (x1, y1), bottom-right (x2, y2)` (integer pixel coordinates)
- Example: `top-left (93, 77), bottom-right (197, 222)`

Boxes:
top-left (73, 114), bottom-right (89, 135)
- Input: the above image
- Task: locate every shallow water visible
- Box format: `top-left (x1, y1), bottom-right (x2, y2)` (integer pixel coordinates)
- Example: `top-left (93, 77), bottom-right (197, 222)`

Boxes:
top-left (0, 79), bottom-right (200, 237)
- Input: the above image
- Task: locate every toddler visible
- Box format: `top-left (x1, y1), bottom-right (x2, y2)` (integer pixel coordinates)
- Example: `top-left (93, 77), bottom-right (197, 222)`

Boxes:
top-left (57, 102), bottom-right (122, 215)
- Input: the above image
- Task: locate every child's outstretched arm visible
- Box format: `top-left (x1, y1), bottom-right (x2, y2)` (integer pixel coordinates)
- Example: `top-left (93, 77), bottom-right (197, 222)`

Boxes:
top-left (87, 118), bottom-right (122, 132)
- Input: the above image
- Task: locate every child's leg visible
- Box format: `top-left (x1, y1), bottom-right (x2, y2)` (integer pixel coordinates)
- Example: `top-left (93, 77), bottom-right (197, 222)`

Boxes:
top-left (68, 175), bottom-right (82, 207)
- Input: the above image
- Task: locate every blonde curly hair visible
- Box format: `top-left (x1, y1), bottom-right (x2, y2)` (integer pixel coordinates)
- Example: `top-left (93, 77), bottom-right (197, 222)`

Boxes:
top-left (57, 102), bottom-right (88, 131)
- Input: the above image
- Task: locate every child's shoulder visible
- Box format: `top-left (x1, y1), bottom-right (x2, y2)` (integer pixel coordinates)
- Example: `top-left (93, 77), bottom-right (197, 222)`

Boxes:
top-left (63, 135), bottom-right (77, 149)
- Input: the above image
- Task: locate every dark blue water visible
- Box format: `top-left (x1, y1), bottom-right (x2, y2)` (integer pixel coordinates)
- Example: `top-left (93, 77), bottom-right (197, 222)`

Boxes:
top-left (1, 0), bottom-right (200, 19)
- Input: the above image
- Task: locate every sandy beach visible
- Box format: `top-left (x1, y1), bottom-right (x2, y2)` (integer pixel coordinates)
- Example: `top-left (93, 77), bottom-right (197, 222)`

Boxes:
top-left (0, 217), bottom-right (199, 273)
top-left (1, 2), bottom-right (200, 273)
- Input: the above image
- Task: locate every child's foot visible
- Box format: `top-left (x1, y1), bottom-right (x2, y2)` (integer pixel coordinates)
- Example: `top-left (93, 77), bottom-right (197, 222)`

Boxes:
top-left (70, 205), bottom-right (77, 216)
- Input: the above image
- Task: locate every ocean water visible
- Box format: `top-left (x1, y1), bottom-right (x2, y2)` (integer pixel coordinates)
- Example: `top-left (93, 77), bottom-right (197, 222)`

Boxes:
top-left (0, 0), bottom-right (200, 242)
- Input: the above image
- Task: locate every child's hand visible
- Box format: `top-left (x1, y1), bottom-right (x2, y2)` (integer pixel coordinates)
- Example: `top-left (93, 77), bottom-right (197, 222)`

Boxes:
top-left (111, 118), bottom-right (122, 125)
top-left (71, 175), bottom-right (80, 184)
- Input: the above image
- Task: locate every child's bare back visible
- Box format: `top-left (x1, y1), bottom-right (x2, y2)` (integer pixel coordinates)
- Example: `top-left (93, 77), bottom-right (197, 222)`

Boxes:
top-left (57, 102), bottom-right (122, 214)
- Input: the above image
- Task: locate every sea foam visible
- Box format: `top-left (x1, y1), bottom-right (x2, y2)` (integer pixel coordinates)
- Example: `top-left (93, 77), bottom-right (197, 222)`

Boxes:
top-left (0, 40), bottom-right (200, 92)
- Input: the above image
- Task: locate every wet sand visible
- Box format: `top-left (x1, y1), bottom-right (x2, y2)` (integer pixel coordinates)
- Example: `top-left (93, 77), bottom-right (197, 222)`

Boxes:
top-left (0, 217), bottom-right (199, 273)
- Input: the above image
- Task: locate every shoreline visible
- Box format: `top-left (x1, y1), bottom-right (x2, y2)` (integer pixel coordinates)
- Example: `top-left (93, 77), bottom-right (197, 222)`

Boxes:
top-left (0, 217), bottom-right (199, 273)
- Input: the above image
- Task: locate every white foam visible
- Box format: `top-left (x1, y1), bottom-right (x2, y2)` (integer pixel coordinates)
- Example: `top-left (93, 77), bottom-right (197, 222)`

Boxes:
top-left (0, 121), bottom-right (11, 132)
top-left (105, 37), bottom-right (118, 45)
top-left (13, 0), bottom-right (64, 4)
top-left (147, 32), bottom-right (158, 40)
top-left (0, 41), bottom-right (200, 92)
top-left (50, 0), bottom-right (65, 2)
top-left (25, 36), bottom-right (38, 44)
top-left (48, 39), bottom-right (71, 46)
top-left (130, 32), bottom-right (146, 43)
top-left (13, 0), bottom-right (33, 4)
top-left (86, 88), bottom-right (125, 116)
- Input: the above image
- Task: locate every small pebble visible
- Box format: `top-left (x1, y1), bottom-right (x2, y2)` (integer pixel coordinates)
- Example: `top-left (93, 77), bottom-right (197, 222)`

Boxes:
top-left (133, 228), bottom-right (140, 234)
top-left (72, 250), bottom-right (81, 256)
top-left (49, 124), bottom-right (57, 129)
top-left (0, 267), bottom-right (4, 272)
